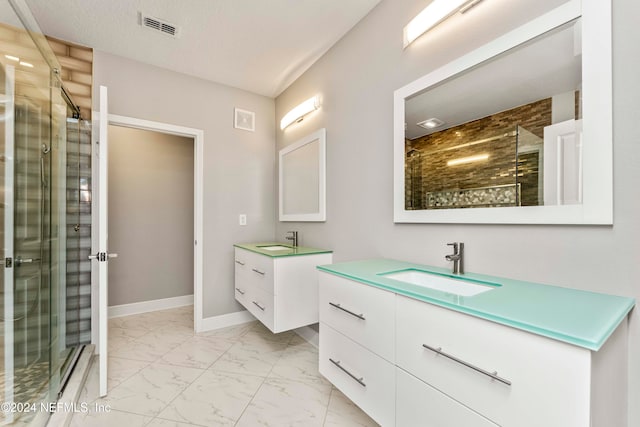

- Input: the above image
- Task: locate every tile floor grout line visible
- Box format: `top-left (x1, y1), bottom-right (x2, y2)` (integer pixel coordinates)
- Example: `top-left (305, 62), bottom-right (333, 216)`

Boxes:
top-left (231, 348), bottom-right (284, 426)
top-left (148, 363), bottom-right (210, 424)
top-left (322, 386), bottom-right (336, 427)
top-left (143, 317), bottom-right (252, 425)
top-left (231, 326), bottom-right (297, 426)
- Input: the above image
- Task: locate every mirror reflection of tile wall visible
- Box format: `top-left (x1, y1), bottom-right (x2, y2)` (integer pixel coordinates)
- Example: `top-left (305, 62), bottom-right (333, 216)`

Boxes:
top-left (405, 92), bottom-right (579, 210)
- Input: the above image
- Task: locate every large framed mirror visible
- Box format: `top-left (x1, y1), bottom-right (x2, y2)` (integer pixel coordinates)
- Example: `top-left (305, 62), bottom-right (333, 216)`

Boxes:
top-left (394, 0), bottom-right (612, 224)
top-left (279, 128), bottom-right (326, 221)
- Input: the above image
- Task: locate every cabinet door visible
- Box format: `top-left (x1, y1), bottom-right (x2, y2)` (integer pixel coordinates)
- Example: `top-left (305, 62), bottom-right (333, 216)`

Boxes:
top-left (396, 368), bottom-right (499, 427)
top-left (396, 295), bottom-right (591, 427)
top-left (273, 253), bottom-right (332, 331)
top-left (234, 280), bottom-right (250, 307)
top-left (319, 323), bottom-right (395, 427)
top-left (245, 285), bottom-right (275, 332)
top-left (319, 272), bottom-right (395, 362)
top-left (235, 248), bottom-right (274, 293)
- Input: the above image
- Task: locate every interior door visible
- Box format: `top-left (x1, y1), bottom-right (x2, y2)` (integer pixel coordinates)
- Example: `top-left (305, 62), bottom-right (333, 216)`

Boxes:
top-left (543, 119), bottom-right (583, 205)
top-left (91, 85), bottom-right (112, 397)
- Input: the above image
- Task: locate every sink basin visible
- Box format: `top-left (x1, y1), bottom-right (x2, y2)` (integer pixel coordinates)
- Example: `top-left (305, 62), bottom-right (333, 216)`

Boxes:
top-left (257, 245), bottom-right (292, 251)
top-left (380, 269), bottom-right (498, 296)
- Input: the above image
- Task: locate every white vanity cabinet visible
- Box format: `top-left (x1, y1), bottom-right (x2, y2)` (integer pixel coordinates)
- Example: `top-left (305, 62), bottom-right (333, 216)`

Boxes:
top-left (318, 269), bottom-right (631, 427)
top-left (234, 246), bottom-right (332, 333)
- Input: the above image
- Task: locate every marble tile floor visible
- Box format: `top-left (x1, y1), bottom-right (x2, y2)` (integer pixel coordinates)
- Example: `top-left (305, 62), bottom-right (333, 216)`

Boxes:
top-left (71, 305), bottom-right (378, 427)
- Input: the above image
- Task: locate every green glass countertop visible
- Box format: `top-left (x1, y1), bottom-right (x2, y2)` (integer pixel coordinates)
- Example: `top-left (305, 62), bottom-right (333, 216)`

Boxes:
top-left (317, 259), bottom-right (635, 351)
top-left (234, 242), bottom-right (332, 258)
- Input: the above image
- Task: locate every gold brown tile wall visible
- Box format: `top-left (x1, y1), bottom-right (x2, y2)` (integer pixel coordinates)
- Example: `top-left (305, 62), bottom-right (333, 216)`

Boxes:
top-left (0, 22), bottom-right (93, 119)
top-left (45, 35), bottom-right (92, 119)
top-left (405, 98), bottom-right (553, 209)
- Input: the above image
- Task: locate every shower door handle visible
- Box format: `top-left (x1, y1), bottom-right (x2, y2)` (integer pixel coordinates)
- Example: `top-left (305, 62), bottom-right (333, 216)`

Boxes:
top-left (15, 257), bottom-right (41, 267)
top-left (89, 252), bottom-right (119, 261)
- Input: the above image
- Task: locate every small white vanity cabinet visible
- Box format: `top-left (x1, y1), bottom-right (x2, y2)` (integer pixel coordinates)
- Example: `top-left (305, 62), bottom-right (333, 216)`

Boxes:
top-left (318, 263), bottom-right (633, 427)
top-left (234, 244), bottom-right (332, 333)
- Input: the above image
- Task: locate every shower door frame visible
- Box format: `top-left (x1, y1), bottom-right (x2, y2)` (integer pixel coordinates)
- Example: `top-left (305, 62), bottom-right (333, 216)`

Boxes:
top-left (3, 63), bottom-right (16, 427)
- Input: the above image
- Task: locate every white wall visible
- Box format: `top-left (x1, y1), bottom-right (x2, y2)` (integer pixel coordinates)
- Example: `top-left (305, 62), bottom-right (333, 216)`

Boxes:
top-left (107, 126), bottom-right (193, 306)
top-left (275, 0), bottom-right (640, 424)
top-left (93, 51), bottom-right (276, 318)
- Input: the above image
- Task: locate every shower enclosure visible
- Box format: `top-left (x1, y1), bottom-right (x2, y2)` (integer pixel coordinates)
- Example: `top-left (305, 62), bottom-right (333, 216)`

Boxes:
top-left (405, 125), bottom-right (544, 210)
top-left (1, 2), bottom-right (92, 425)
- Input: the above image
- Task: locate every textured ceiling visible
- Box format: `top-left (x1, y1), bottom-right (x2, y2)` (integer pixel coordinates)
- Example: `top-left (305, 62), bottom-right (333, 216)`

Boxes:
top-left (24, 0), bottom-right (381, 97)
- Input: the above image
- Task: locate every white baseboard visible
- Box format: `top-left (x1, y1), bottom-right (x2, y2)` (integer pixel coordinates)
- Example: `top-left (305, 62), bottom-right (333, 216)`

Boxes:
top-left (294, 325), bottom-right (319, 349)
top-left (197, 310), bottom-right (255, 333)
top-left (108, 294), bottom-right (194, 318)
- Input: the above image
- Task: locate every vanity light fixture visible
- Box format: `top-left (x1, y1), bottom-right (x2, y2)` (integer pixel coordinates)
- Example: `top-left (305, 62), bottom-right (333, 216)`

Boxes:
top-left (403, 0), bottom-right (485, 48)
top-left (417, 117), bottom-right (445, 129)
top-left (280, 95), bottom-right (320, 130)
top-left (447, 153), bottom-right (489, 166)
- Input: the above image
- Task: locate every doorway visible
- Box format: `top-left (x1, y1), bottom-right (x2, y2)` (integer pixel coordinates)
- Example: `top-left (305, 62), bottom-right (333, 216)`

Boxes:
top-left (108, 125), bottom-right (194, 313)
top-left (99, 115), bottom-right (204, 334)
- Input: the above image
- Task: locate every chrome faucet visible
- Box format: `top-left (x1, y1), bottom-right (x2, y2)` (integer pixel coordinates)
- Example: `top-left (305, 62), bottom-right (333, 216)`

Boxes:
top-left (445, 242), bottom-right (464, 274)
top-left (286, 231), bottom-right (298, 247)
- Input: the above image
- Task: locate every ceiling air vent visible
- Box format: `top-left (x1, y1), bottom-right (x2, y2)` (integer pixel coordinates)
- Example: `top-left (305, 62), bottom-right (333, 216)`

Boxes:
top-left (140, 13), bottom-right (180, 38)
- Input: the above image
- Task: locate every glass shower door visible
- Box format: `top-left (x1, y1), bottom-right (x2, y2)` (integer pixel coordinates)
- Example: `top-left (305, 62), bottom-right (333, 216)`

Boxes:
top-left (1, 58), bottom-right (56, 425)
top-left (8, 67), bottom-right (61, 427)
top-left (1, 3), bottom-right (90, 425)
top-left (1, 59), bottom-right (16, 427)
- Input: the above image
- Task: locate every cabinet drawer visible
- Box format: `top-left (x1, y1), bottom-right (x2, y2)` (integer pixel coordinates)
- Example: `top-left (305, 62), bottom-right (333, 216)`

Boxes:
top-left (244, 285), bottom-right (275, 332)
top-left (234, 281), bottom-right (250, 307)
top-left (234, 248), bottom-right (251, 275)
top-left (319, 272), bottom-right (395, 362)
top-left (396, 367), bottom-right (499, 427)
top-left (396, 295), bottom-right (591, 427)
top-left (235, 248), bottom-right (274, 294)
top-left (319, 323), bottom-right (395, 427)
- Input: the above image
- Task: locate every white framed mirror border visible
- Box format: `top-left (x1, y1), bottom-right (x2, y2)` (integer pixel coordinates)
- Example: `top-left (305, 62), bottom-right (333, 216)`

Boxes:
top-left (279, 128), bottom-right (327, 222)
top-left (393, 0), bottom-right (612, 224)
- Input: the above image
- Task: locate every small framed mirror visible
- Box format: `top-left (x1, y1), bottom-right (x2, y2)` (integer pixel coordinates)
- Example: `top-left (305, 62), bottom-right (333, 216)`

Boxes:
top-left (394, 0), bottom-right (612, 224)
top-left (279, 128), bottom-right (326, 221)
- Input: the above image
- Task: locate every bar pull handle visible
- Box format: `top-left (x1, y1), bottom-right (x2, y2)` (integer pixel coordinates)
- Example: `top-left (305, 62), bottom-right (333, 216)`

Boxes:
top-left (329, 358), bottom-right (366, 387)
top-left (235, 260), bottom-right (245, 266)
top-left (422, 344), bottom-right (511, 386)
top-left (329, 302), bottom-right (365, 320)
top-left (235, 287), bottom-right (245, 295)
top-left (252, 268), bottom-right (265, 275)
top-left (252, 301), bottom-right (266, 311)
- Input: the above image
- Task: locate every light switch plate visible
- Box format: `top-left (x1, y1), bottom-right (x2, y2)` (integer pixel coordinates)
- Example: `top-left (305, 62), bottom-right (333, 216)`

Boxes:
top-left (239, 214), bottom-right (247, 226)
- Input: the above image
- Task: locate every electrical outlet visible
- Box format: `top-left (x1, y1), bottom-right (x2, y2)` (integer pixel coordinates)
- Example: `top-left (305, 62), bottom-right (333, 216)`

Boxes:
top-left (239, 214), bottom-right (247, 226)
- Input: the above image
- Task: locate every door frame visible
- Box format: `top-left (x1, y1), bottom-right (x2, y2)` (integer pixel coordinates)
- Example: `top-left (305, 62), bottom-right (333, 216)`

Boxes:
top-left (90, 114), bottom-right (205, 342)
